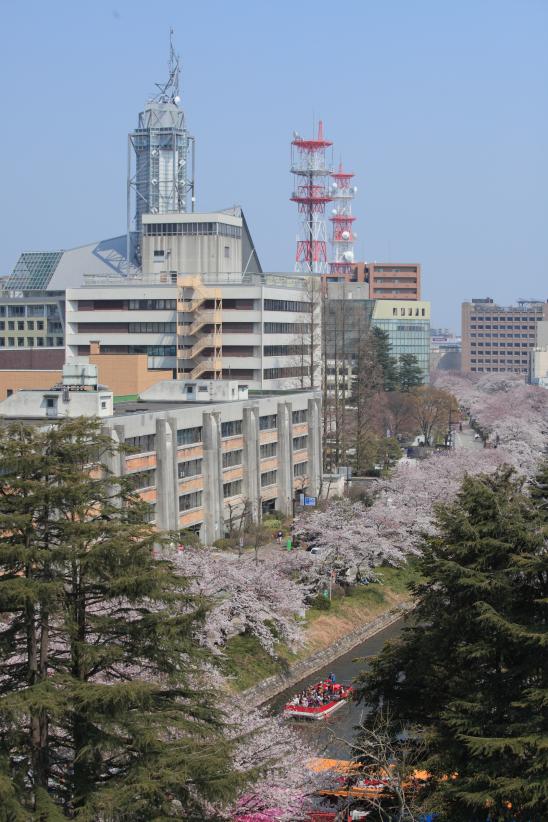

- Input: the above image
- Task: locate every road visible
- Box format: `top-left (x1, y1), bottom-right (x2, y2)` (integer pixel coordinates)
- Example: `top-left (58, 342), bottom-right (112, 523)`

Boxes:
top-left (453, 420), bottom-right (483, 450)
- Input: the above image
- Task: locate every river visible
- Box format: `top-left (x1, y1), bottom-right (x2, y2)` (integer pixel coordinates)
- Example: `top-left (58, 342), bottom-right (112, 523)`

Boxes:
top-left (269, 617), bottom-right (403, 756)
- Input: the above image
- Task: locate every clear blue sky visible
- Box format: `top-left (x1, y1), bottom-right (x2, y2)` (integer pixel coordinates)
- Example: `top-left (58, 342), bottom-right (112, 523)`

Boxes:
top-left (1, 0), bottom-right (547, 331)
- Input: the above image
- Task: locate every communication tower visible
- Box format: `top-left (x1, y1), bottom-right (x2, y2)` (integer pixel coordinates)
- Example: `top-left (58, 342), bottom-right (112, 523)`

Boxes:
top-left (329, 163), bottom-right (357, 278)
top-left (290, 122), bottom-right (332, 274)
top-left (127, 30), bottom-right (195, 266)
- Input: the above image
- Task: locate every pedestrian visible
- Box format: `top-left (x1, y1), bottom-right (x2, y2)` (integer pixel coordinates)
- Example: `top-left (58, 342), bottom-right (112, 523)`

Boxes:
top-left (276, 529), bottom-right (283, 545)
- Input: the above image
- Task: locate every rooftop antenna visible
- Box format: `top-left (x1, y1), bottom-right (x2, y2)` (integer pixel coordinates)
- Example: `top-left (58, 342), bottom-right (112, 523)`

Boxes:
top-left (154, 28), bottom-right (180, 104)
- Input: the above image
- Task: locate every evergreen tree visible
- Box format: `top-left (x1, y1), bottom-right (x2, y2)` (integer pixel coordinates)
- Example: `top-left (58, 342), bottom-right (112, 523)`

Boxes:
top-left (397, 353), bottom-right (424, 391)
top-left (371, 327), bottom-right (399, 392)
top-left (0, 419), bottom-right (243, 819)
top-left (355, 468), bottom-right (548, 821)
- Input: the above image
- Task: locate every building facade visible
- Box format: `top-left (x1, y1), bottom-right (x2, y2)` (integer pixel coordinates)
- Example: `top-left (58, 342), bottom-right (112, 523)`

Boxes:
top-left (0, 379), bottom-right (322, 544)
top-left (370, 299), bottom-right (430, 379)
top-left (66, 271), bottom-right (320, 391)
top-left (461, 298), bottom-right (548, 375)
top-left (367, 263), bottom-right (421, 301)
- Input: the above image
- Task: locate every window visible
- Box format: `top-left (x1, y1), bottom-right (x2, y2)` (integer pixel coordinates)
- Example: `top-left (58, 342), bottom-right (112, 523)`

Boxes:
top-left (37, 321), bottom-right (44, 330)
top-left (7, 337), bottom-right (14, 347)
top-left (27, 321), bottom-right (34, 330)
top-left (263, 366), bottom-right (308, 380)
top-left (7, 321), bottom-right (14, 331)
top-left (37, 337), bottom-right (44, 347)
top-left (177, 426), bottom-right (202, 446)
top-left (125, 434), bottom-right (155, 453)
top-left (143, 222), bottom-right (242, 239)
top-left (223, 480), bottom-right (242, 498)
top-left (221, 419), bottom-right (242, 438)
top-left (27, 338), bottom-right (34, 347)
top-left (46, 398), bottom-right (55, 409)
top-left (0, 338), bottom-right (4, 347)
top-left (222, 449), bottom-right (243, 468)
top-left (127, 469), bottom-right (156, 490)
top-left (264, 299), bottom-right (312, 313)
top-left (179, 491), bottom-right (203, 511)
top-left (293, 435), bottom-right (308, 451)
top-left (56, 338), bottom-right (63, 346)
top-left (153, 250), bottom-right (165, 258)
top-left (224, 245), bottom-right (230, 259)
top-left (46, 337), bottom-right (54, 346)
top-left (129, 299), bottom-right (177, 310)
top-left (264, 344), bottom-right (309, 357)
top-left (17, 338), bottom-right (24, 347)
top-left (292, 409), bottom-right (307, 424)
top-left (294, 461), bottom-right (308, 477)
top-left (17, 321), bottom-right (24, 330)
top-left (260, 442), bottom-right (277, 459)
top-left (259, 414), bottom-right (277, 431)
top-left (261, 470), bottom-right (277, 487)
top-left (264, 322), bottom-right (310, 334)
top-left (178, 458), bottom-right (203, 479)
top-left (128, 322), bottom-right (177, 334)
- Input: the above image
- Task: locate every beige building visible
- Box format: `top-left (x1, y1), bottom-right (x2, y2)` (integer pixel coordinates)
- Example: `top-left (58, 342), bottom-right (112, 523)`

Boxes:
top-left (461, 298), bottom-right (548, 375)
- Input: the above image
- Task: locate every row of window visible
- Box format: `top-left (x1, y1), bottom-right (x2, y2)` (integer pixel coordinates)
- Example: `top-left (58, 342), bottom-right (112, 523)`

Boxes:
top-left (223, 480), bottom-right (242, 498)
top-left (263, 299), bottom-right (312, 313)
top-left (0, 320), bottom-right (46, 331)
top-left (293, 435), bottom-right (308, 451)
top-left (0, 304), bottom-right (60, 318)
top-left (471, 359), bottom-right (528, 364)
top-left (292, 409), bottom-right (307, 424)
top-left (128, 322), bottom-right (177, 334)
top-left (179, 491), bottom-right (203, 511)
top-left (470, 324), bottom-right (535, 330)
top-left (470, 315), bottom-right (541, 322)
top-left (178, 458), bottom-right (203, 479)
top-left (264, 344), bottom-right (309, 357)
top-left (264, 366), bottom-right (308, 379)
top-left (127, 469), bottom-right (156, 490)
top-left (223, 449), bottom-right (243, 468)
top-left (128, 299), bottom-right (177, 310)
top-left (261, 470), bottom-right (277, 487)
top-left (294, 461), bottom-right (308, 477)
top-left (259, 414), bottom-right (277, 431)
top-left (391, 308), bottom-right (426, 317)
top-left (221, 419), bottom-right (242, 438)
top-left (177, 426), bottom-right (203, 446)
top-left (0, 337), bottom-right (63, 348)
top-left (470, 342), bottom-right (531, 348)
top-left (144, 221), bottom-right (242, 238)
top-left (470, 333), bottom-right (533, 338)
top-left (260, 441), bottom-right (277, 459)
top-left (264, 322), bottom-right (310, 334)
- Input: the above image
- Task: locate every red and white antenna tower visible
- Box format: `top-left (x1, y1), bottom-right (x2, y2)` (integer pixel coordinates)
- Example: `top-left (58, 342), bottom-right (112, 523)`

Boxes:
top-left (291, 121), bottom-right (332, 274)
top-left (329, 163), bottom-right (357, 278)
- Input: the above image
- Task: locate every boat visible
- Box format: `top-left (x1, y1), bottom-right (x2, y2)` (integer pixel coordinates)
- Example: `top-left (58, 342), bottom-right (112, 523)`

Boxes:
top-left (283, 678), bottom-right (353, 720)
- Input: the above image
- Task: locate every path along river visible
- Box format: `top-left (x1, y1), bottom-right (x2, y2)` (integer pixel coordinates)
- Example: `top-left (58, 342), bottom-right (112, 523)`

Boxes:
top-left (269, 617), bottom-right (404, 757)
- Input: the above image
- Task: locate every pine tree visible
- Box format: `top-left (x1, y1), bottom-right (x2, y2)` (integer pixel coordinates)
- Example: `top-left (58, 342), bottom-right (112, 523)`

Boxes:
top-left (371, 327), bottom-right (399, 392)
top-left (355, 468), bottom-right (548, 821)
top-left (398, 353), bottom-right (424, 391)
top-left (0, 418), bottom-right (243, 819)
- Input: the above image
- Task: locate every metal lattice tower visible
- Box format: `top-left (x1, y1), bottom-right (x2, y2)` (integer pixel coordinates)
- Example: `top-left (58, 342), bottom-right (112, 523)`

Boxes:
top-left (290, 122), bottom-right (332, 274)
top-left (127, 30), bottom-right (195, 266)
top-left (329, 163), bottom-right (357, 278)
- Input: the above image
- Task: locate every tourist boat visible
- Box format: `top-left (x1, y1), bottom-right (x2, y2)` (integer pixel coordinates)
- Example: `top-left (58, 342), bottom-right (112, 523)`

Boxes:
top-left (283, 679), bottom-right (353, 720)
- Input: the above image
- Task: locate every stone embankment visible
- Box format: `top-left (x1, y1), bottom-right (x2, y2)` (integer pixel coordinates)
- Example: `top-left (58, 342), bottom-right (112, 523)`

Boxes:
top-left (243, 602), bottom-right (413, 708)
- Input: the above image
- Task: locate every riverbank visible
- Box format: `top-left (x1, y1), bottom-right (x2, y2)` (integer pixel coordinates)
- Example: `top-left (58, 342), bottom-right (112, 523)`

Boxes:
top-left (222, 563), bottom-right (417, 703)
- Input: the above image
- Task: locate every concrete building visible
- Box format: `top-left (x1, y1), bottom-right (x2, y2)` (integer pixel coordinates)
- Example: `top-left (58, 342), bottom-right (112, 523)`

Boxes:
top-left (529, 320), bottom-right (548, 388)
top-left (0, 378), bottom-right (322, 544)
top-left (325, 261), bottom-right (421, 300)
top-left (65, 270), bottom-right (319, 390)
top-left (461, 298), bottom-right (548, 375)
top-left (0, 292), bottom-right (65, 356)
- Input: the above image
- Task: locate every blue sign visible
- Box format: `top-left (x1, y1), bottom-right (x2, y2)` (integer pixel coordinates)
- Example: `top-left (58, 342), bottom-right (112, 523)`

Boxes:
top-left (303, 496), bottom-right (316, 506)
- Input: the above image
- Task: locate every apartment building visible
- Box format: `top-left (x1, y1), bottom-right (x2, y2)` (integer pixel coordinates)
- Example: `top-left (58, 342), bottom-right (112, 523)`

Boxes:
top-left (65, 271), bottom-right (319, 390)
top-left (461, 298), bottom-right (548, 375)
top-left (0, 374), bottom-right (321, 544)
top-left (367, 263), bottom-right (421, 300)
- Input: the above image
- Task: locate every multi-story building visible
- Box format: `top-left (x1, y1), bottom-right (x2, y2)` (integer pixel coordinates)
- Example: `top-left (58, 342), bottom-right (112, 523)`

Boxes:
top-left (461, 298), bottom-right (548, 375)
top-left (326, 261), bottom-right (422, 300)
top-left (0, 372), bottom-right (322, 544)
top-left (0, 293), bottom-right (65, 353)
top-left (65, 270), bottom-right (319, 391)
top-left (324, 283), bottom-right (431, 392)
top-left (529, 320), bottom-right (548, 388)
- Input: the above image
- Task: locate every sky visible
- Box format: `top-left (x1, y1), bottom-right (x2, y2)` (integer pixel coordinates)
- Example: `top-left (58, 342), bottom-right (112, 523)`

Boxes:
top-left (1, 0), bottom-right (547, 332)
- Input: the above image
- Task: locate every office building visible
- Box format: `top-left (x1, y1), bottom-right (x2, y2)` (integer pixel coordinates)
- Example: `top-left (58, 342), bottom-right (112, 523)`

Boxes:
top-left (0, 369), bottom-right (322, 544)
top-left (461, 298), bottom-right (548, 375)
top-left (529, 320), bottom-right (548, 388)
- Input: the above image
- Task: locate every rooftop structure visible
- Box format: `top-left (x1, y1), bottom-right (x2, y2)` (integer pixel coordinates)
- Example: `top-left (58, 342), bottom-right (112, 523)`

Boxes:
top-left (127, 31), bottom-right (195, 266)
top-left (291, 122), bottom-right (333, 275)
